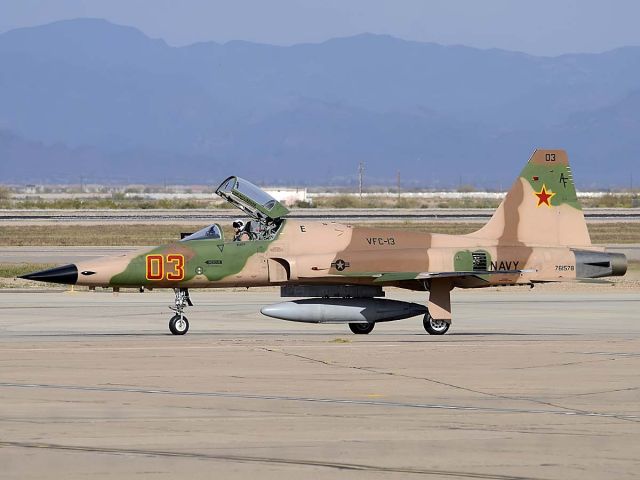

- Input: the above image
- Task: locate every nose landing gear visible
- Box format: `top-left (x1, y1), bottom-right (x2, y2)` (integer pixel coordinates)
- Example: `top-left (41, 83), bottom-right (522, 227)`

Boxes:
top-left (169, 314), bottom-right (189, 335)
top-left (169, 288), bottom-right (192, 335)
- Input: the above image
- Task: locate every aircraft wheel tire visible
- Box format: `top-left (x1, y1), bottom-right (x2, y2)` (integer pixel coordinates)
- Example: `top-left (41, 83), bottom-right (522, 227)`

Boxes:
top-left (348, 322), bottom-right (375, 335)
top-left (169, 314), bottom-right (189, 335)
top-left (423, 312), bottom-right (450, 335)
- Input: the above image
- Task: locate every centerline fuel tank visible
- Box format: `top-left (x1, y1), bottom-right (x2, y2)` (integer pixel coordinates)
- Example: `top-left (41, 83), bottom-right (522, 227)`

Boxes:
top-left (260, 297), bottom-right (427, 324)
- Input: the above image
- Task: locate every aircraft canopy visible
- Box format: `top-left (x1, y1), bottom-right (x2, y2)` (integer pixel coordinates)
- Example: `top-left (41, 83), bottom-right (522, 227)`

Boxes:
top-left (215, 176), bottom-right (290, 221)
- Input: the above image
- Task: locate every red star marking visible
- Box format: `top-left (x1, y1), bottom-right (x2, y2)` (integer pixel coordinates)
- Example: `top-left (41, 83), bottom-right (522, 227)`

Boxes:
top-left (534, 184), bottom-right (556, 207)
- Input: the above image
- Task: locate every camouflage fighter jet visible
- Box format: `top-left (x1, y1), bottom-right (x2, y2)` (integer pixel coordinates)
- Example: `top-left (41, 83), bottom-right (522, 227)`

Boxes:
top-left (21, 150), bottom-right (627, 335)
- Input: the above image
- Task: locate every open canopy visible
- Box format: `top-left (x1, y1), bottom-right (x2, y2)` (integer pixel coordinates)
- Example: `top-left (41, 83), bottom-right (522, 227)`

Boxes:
top-left (215, 176), bottom-right (290, 221)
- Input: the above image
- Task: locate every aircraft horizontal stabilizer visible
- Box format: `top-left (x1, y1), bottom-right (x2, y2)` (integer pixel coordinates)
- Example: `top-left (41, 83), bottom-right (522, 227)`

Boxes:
top-left (532, 278), bottom-right (614, 285)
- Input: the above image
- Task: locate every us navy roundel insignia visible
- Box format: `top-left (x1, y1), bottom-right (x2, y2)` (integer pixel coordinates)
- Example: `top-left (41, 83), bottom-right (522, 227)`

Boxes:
top-left (333, 259), bottom-right (349, 271)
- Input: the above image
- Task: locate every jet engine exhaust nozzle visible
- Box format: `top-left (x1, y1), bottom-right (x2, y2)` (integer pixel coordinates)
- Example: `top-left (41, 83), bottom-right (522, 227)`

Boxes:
top-left (610, 253), bottom-right (628, 277)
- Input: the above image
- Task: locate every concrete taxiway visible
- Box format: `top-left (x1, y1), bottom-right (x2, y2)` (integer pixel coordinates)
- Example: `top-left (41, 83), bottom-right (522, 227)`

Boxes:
top-left (0, 288), bottom-right (639, 479)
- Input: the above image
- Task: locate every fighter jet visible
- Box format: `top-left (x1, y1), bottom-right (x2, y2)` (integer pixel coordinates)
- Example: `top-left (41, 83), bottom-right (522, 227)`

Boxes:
top-left (21, 150), bottom-right (627, 335)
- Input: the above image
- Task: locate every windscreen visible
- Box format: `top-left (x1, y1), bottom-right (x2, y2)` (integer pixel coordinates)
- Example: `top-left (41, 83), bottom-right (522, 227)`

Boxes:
top-left (181, 224), bottom-right (222, 242)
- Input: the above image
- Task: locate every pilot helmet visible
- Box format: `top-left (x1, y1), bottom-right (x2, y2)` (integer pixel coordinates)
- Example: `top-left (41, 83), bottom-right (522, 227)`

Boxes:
top-left (232, 219), bottom-right (244, 229)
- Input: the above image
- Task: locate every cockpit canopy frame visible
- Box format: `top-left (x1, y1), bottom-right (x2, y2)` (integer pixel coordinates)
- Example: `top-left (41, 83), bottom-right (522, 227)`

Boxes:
top-left (215, 176), bottom-right (290, 222)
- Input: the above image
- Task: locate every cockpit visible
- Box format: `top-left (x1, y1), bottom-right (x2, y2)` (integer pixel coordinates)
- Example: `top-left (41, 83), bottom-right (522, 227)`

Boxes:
top-left (181, 224), bottom-right (223, 242)
top-left (180, 177), bottom-right (288, 243)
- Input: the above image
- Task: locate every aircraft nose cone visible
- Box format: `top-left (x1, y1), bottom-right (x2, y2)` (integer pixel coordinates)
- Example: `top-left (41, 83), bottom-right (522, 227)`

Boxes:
top-left (20, 264), bottom-right (78, 285)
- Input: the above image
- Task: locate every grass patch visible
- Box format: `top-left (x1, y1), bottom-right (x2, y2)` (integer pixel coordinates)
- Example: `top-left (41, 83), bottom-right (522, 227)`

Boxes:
top-left (0, 263), bottom-right (56, 278)
top-left (0, 222), bottom-right (478, 246)
top-left (587, 223), bottom-right (640, 244)
top-left (308, 196), bottom-right (501, 209)
top-left (355, 222), bottom-right (478, 235)
top-left (0, 224), bottom-right (230, 246)
top-left (360, 221), bottom-right (640, 243)
top-left (0, 222), bottom-right (637, 246)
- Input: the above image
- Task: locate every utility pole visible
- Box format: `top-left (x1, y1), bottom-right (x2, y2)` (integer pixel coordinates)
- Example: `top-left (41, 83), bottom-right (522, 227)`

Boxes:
top-left (358, 162), bottom-right (365, 200)
top-left (396, 170), bottom-right (401, 199)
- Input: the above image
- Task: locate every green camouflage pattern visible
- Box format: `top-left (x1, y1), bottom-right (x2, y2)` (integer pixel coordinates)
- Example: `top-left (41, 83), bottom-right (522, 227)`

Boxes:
top-left (24, 149), bottom-right (628, 324)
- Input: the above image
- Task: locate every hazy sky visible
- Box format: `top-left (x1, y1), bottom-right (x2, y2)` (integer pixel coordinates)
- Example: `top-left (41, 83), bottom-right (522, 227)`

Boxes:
top-left (1, 0), bottom-right (639, 56)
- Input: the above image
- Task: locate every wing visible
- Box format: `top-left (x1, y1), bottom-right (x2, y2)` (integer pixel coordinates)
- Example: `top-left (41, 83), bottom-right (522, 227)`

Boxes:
top-left (369, 269), bottom-right (535, 283)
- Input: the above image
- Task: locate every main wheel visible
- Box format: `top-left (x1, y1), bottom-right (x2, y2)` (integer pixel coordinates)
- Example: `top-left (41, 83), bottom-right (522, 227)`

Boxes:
top-left (423, 312), bottom-right (450, 335)
top-left (348, 322), bottom-right (375, 335)
top-left (169, 314), bottom-right (189, 335)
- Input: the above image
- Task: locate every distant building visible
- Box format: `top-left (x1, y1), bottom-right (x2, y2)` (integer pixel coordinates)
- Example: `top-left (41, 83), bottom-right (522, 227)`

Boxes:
top-left (264, 188), bottom-right (308, 206)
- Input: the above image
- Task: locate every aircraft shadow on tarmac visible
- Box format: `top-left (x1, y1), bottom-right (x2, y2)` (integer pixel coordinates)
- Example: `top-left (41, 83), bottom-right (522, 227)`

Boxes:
top-left (4, 330), bottom-right (582, 339)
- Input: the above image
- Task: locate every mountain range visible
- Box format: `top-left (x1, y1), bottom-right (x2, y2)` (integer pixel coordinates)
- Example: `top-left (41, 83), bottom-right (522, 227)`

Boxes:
top-left (0, 18), bottom-right (638, 187)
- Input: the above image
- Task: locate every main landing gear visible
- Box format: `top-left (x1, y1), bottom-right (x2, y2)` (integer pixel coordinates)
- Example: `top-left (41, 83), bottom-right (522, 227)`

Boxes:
top-left (348, 322), bottom-right (375, 334)
top-left (169, 288), bottom-right (193, 335)
top-left (423, 311), bottom-right (450, 335)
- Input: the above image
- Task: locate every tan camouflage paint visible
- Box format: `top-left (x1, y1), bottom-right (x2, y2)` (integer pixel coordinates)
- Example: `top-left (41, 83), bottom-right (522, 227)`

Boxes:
top-left (36, 149), bottom-right (626, 325)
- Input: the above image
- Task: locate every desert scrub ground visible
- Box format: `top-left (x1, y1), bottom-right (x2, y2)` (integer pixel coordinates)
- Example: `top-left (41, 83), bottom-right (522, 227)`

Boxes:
top-left (0, 221), bottom-right (637, 246)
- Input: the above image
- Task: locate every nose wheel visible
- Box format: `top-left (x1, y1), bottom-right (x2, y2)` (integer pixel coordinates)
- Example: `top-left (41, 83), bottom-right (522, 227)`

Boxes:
top-left (169, 288), bottom-right (193, 335)
top-left (169, 314), bottom-right (189, 335)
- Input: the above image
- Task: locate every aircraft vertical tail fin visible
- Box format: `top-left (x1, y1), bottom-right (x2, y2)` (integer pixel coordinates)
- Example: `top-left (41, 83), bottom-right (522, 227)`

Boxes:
top-left (469, 149), bottom-right (591, 246)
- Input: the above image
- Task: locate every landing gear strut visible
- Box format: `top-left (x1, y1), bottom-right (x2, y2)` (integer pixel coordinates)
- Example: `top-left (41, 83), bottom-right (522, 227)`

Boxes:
top-left (423, 311), bottom-right (450, 335)
top-left (169, 288), bottom-right (192, 335)
top-left (425, 278), bottom-right (452, 335)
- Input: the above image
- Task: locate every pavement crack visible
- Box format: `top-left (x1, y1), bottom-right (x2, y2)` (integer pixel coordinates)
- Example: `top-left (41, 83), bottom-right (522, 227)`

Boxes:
top-left (0, 440), bottom-right (549, 480)
top-left (508, 358), bottom-right (615, 370)
top-left (259, 348), bottom-right (640, 424)
top-left (560, 386), bottom-right (639, 398)
top-left (1, 381), bottom-right (638, 421)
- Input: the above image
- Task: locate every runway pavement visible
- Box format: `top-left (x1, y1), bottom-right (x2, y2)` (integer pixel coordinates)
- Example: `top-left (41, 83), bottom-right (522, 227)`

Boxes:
top-left (0, 288), bottom-right (639, 479)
